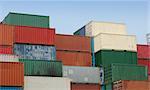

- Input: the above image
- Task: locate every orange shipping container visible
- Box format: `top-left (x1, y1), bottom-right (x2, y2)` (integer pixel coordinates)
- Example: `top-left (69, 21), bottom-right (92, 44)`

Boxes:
top-left (15, 26), bottom-right (55, 45)
top-left (56, 50), bottom-right (92, 66)
top-left (0, 62), bottom-right (24, 86)
top-left (55, 34), bottom-right (91, 52)
top-left (0, 24), bottom-right (14, 46)
top-left (71, 83), bottom-right (100, 90)
top-left (113, 80), bottom-right (150, 90)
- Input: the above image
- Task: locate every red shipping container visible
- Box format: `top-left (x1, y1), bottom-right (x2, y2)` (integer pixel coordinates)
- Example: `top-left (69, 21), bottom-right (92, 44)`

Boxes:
top-left (137, 44), bottom-right (150, 59)
top-left (71, 83), bottom-right (100, 90)
top-left (138, 59), bottom-right (150, 74)
top-left (0, 62), bottom-right (24, 86)
top-left (0, 46), bottom-right (13, 54)
top-left (55, 34), bottom-right (91, 52)
top-left (15, 26), bottom-right (55, 45)
top-left (56, 50), bottom-right (92, 66)
top-left (113, 80), bottom-right (150, 90)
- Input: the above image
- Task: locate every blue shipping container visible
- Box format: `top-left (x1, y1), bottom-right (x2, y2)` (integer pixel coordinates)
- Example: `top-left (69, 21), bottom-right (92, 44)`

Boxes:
top-left (74, 26), bottom-right (85, 36)
top-left (0, 87), bottom-right (23, 90)
top-left (14, 44), bottom-right (56, 60)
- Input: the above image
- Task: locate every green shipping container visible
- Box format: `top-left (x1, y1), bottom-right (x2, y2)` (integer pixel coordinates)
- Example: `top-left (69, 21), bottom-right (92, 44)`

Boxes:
top-left (95, 50), bottom-right (137, 67)
top-left (105, 83), bottom-right (112, 90)
top-left (2, 12), bottom-right (49, 28)
top-left (19, 59), bottom-right (62, 77)
top-left (104, 64), bottom-right (148, 84)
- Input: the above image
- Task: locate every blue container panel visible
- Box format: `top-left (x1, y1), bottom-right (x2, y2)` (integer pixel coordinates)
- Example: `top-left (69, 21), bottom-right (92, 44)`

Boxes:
top-left (0, 87), bottom-right (23, 90)
top-left (91, 37), bottom-right (95, 66)
top-left (74, 26), bottom-right (85, 36)
top-left (14, 44), bottom-right (56, 60)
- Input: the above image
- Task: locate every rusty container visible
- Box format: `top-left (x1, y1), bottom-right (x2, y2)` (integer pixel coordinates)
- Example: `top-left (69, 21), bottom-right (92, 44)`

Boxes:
top-left (56, 50), bottom-right (92, 66)
top-left (55, 34), bottom-right (91, 52)
top-left (71, 83), bottom-right (100, 90)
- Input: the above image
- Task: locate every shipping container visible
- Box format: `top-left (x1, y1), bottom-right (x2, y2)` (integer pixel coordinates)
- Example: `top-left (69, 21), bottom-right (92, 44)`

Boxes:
top-left (104, 64), bottom-right (148, 84)
top-left (94, 33), bottom-right (137, 53)
top-left (74, 21), bottom-right (127, 37)
top-left (0, 24), bottom-right (14, 46)
top-left (101, 85), bottom-right (105, 90)
top-left (71, 83), bottom-right (100, 90)
top-left (19, 59), bottom-right (62, 77)
top-left (113, 80), bottom-right (150, 90)
top-left (91, 37), bottom-right (95, 66)
top-left (149, 75), bottom-right (150, 81)
top-left (0, 87), bottom-right (23, 90)
top-left (0, 62), bottom-right (24, 86)
top-left (55, 34), bottom-right (91, 52)
top-left (0, 54), bottom-right (19, 62)
top-left (137, 44), bottom-right (150, 59)
top-left (138, 59), bottom-right (150, 74)
top-left (2, 12), bottom-right (49, 28)
top-left (14, 44), bottom-right (56, 60)
top-left (0, 46), bottom-right (13, 54)
top-left (105, 83), bottom-right (112, 90)
top-left (15, 26), bottom-right (55, 45)
top-left (63, 66), bottom-right (100, 84)
top-left (24, 76), bottom-right (71, 90)
top-left (56, 50), bottom-right (92, 66)
top-left (95, 50), bottom-right (137, 67)
top-left (73, 26), bottom-right (85, 36)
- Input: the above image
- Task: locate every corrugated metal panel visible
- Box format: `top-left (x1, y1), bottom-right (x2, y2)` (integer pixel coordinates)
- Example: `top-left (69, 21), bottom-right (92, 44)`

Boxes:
top-left (0, 54), bottom-right (19, 62)
top-left (94, 33), bottom-right (137, 53)
top-left (0, 24), bottom-right (14, 46)
top-left (73, 26), bottom-right (85, 36)
top-left (24, 76), bottom-right (71, 90)
top-left (0, 46), bottom-right (13, 54)
top-left (105, 83), bottom-right (112, 90)
top-left (2, 12), bottom-right (49, 28)
top-left (14, 44), bottom-right (56, 60)
top-left (0, 87), bottom-right (23, 90)
top-left (137, 44), bottom-right (150, 59)
top-left (138, 59), bottom-right (150, 74)
top-left (63, 66), bottom-right (100, 84)
top-left (100, 67), bottom-right (104, 85)
top-left (0, 62), bottom-right (24, 86)
top-left (19, 59), bottom-right (62, 77)
top-left (91, 37), bottom-right (95, 66)
top-left (85, 21), bottom-right (127, 37)
top-left (113, 80), bottom-right (150, 90)
top-left (101, 85), bottom-right (105, 90)
top-left (15, 26), bottom-right (55, 45)
top-left (104, 64), bottom-right (148, 84)
top-left (95, 50), bottom-right (137, 67)
top-left (55, 34), bottom-right (91, 52)
top-left (71, 83), bottom-right (100, 90)
top-left (56, 50), bottom-right (92, 66)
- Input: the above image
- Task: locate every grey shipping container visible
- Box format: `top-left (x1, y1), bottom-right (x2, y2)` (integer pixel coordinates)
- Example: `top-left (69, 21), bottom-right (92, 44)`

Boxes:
top-left (14, 44), bottom-right (56, 60)
top-left (63, 66), bottom-right (100, 84)
top-left (104, 64), bottom-right (148, 84)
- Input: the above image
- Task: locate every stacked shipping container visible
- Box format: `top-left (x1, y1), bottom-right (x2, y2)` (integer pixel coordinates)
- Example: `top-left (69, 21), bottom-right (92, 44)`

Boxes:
top-left (73, 21), bottom-right (149, 90)
top-left (137, 44), bottom-right (150, 80)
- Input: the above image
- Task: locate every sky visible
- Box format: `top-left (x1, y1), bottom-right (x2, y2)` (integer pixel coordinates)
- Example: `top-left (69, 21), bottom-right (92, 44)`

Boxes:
top-left (0, 0), bottom-right (149, 44)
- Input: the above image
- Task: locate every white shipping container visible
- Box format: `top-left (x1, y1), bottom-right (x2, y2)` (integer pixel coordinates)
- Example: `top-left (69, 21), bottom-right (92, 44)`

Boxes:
top-left (0, 54), bottom-right (19, 62)
top-left (94, 33), bottom-right (137, 53)
top-left (24, 76), bottom-right (71, 90)
top-left (85, 21), bottom-right (127, 37)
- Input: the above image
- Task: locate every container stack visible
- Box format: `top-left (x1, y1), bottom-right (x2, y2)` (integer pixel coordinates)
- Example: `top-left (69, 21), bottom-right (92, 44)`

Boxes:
top-left (137, 44), bottom-right (150, 81)
top-left (0, 12), bottom-right (71, 90)
top-left (74, 21), bottom-right (149, 90)
top-left (55, 34), bottom-right (101, 90)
